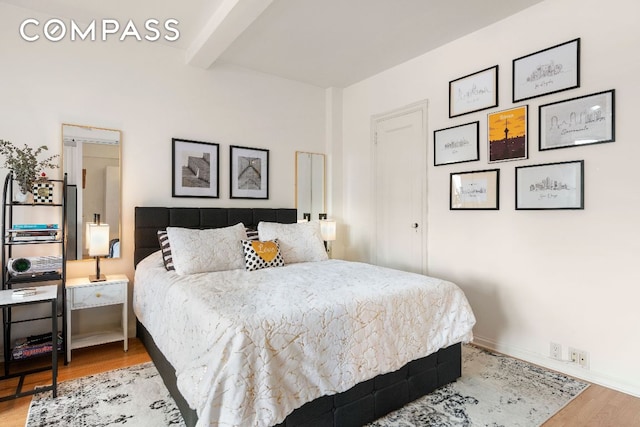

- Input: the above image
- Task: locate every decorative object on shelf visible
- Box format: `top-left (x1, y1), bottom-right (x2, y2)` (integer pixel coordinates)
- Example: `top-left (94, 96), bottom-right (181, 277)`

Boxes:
top-left (539, 89), bottom-right (615, 151)
top-left (450, 169), bottom-right (500, 210)
top-left (0, 140), bottom-right (59, 196)
top-left (230, 145), bottom-right (269, 199)
top-left (434, 121), bottom-right (480, 166)
top-left (512, 38), bottom-right (580, 103)
top-left (88, 213), bottom-right (110, 282)
top-left (172, 138), bottom-right (219, 198)
top-left (488, 105), bottom-right (528, 163)
top-left (449, 65), bottom-right (499, 118)
top-left (33, 177), bottom-right (54, 204)
top-left (515, 160), bottom-right (584, 210)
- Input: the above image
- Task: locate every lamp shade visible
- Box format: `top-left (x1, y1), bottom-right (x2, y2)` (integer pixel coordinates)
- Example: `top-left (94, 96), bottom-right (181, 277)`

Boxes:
top-left (88, 223), bottom-right (110, 256)
top-left (320, 220), bottom-right (336, 242)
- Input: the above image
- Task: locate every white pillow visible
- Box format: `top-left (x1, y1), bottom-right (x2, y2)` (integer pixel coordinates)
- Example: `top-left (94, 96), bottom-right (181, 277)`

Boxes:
top-left (257, 220), bottom-right (328, 264)
top-left (166, 223), bottom-right (247, 275)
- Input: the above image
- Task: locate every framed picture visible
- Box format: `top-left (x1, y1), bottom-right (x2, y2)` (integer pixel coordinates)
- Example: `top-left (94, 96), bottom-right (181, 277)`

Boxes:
top-left (515, 160), bottom-right (584, 210)
top-left (434, 121), bottom-right (480, 166)
top-left (450, 168), bottom-right (500, 210)
top-left (539, 89), bottom-right (615, 151)
top-left (172, 138), bottom-right (219, 198)
top-left (230, 145), bottom-right (269, 199)
top-left (449, 65), bottom-right (499, 118)
top-left (488, 105), bottom-right (528, 163)
top-left (512, 38), bottom-right (580, 102)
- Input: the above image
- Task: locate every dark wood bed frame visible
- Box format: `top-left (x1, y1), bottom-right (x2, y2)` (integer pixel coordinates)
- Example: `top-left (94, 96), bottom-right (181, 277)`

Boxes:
top-left (134, 206), bottom-right (462, 427)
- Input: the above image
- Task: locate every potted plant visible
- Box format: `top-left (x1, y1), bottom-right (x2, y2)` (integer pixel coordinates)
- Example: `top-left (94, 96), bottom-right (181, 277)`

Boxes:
top-left (0, 139), bottom-right (59, 201)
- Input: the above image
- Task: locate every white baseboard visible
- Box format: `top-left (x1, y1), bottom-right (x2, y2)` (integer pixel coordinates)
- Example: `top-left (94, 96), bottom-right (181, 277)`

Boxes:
top-left (473, 335), bottom-right (640, 398)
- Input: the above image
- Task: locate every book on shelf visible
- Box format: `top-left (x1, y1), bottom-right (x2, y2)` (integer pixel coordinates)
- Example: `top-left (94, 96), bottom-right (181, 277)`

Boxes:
top-left (12, 287), bottom-right (37, 298)
top-left (8, 229), bottom-right (59, 242)
top-left (12, 333), bottom-right (63, 360)
top-left (12, 224), bottom-right (59, 230)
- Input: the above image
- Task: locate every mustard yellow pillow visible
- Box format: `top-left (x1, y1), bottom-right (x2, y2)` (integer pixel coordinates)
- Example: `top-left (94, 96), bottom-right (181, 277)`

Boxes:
top-left (242, 239), bottom-right (285, 271)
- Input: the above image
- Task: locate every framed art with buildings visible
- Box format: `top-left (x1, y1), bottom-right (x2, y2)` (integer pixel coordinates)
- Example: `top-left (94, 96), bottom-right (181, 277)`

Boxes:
top-left (488, 105), bottom-right (528, 163)
top-left (539, 89), bottom-right (615, 151)
top-left (434, 121), bottom-right (480, 166)
top-left (172, 138), bottom-right (219, 198)
top-left (450, 168), bottom-right (500, 210)
top-left (449, 65), bottom-right (498, 118)
top-left (515, 160), bottom-right (584, 210)
top-left (230, 145), bottom-right (269, 199)
top-left (512, 38), bottom-right (580, 102)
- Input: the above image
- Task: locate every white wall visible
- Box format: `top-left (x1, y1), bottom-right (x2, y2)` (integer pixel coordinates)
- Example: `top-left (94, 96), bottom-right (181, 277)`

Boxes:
top-left (0, 3), bottom-right (326, 339)
top-left (340, 0), bottom-right (640, 395)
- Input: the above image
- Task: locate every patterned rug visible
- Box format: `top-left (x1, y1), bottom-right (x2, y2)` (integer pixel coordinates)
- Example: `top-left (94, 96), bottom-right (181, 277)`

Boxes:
top-left (27, 345), bottom-right (589, 427)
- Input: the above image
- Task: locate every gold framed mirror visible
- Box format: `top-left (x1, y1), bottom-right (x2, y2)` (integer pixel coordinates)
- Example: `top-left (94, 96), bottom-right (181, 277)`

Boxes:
top-left (295, 151), bottom-right (325, 221)
top-left (62, 124), bottom-right (122, 260)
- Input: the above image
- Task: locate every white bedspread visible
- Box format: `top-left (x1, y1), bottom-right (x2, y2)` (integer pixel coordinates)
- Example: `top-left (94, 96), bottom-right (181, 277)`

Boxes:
top-left (134, 252), bottom-right (476, 427)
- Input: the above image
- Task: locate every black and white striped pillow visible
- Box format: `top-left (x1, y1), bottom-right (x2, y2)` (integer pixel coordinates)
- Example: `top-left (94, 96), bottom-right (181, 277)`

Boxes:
top-left (245, 227), bottom-right (259, 241)
top-left (157, 230), bottom-right (175, 271)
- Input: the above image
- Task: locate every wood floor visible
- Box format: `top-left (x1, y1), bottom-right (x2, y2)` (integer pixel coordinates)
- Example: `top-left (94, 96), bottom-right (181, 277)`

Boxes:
top-left (1, 339), bottom-right (639, 426)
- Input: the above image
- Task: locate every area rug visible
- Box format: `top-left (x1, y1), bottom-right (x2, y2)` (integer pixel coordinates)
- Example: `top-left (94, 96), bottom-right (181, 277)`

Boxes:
top-left (367, 345), bottom-right (589, 427)
top-left (26, 362), bottom-right (185, 426)
top-left (27, 345), bottom-right (589, 427)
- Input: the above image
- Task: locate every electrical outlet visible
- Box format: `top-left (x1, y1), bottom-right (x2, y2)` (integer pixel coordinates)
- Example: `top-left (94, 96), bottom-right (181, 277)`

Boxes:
top-left (550, 342), bottom-right (562, 360)
top-left (577, 350), bottom-right (589, 369)
top-left (568, 347), bottom-right (579, 364)
top-left (568, 347), bottom-right (590, 369)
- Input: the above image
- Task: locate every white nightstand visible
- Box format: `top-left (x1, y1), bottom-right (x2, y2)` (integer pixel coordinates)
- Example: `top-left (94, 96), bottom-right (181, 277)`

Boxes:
top-left (65, 274), bottom-right (128, 362)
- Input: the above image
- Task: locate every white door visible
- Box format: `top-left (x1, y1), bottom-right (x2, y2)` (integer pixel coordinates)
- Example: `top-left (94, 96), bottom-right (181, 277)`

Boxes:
top-left (372, 102), bottom-right (427, 274)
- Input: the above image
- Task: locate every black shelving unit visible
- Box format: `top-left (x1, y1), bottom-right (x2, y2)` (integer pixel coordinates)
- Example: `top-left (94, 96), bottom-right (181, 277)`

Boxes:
top-left (1, 171), bottom-right (68, 377)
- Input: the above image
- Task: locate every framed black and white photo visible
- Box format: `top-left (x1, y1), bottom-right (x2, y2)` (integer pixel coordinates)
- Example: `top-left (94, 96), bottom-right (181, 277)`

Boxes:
top-left (515, 160), bottom-right (584, 210)
top-left (450, 168), bottom-right (500, 210)
top-left (434, 121), bottom-right (480, 166)
top-left (230, 145), bottom-right (269, 199)
top-left (512, 38), bottom-right (580, 102)
top-left (449, 65), bottom-right (499, 118)
top-left (539, 90), bottom-right (615, 151)
top-left (172, 138), bottom-right (219, 198)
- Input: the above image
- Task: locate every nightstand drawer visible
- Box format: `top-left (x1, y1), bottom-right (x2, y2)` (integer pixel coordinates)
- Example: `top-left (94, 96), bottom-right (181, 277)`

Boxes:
top-left (70, 282), bottom-right (125, 309)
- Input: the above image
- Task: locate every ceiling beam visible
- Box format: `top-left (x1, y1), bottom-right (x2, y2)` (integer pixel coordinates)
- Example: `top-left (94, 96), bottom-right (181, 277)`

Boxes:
top-left (186, 0), bottom-right (273, 69)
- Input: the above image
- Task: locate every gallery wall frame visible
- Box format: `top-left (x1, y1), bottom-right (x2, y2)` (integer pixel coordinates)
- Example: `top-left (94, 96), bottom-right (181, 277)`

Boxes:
top-left (539, 89), bottom-right (615, 151)
top-left (512, 38), bottom-right (580, 103)
top-left (515, 160), bottom-right (584, 210)
top-left (449, 65), bottom-right (499, 118)
top-left (488, 105), bottom-right (528, 163)
top-left (230, 145), bottom-right (269, 199)
top-left (450, 168), bottom-right (500, 210)
top-left (434, 121), bottom-right (480, 166)
top-left (172, 138), bottom-right (219, 198)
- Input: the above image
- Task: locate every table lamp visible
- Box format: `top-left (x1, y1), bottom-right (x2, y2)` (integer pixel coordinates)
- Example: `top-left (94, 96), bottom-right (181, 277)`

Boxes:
top-left (88, 214), bottom-right (109, 282)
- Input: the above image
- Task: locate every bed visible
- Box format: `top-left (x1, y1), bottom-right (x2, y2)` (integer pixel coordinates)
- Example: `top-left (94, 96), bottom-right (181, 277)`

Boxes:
top-left (133, 207), bottom-right (475, 427)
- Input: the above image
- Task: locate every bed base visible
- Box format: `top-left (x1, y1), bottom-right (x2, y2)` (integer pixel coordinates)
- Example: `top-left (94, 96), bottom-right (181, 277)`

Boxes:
top-left (137, 320), bottom-right (461, 427)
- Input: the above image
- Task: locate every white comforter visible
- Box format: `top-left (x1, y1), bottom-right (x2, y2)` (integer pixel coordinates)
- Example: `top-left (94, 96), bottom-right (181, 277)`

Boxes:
top-left (133, 252), bottom-right (476, 427)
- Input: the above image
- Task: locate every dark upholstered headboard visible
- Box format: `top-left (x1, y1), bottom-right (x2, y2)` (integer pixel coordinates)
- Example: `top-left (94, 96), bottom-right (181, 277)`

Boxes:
top-left (134, 207), bottom-right (297, 266)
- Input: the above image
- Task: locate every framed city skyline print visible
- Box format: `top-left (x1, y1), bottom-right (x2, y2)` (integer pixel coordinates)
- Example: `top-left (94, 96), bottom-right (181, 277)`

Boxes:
top-left (515, 160), bottom-right (584, 210)
top-left (539, 89), bottom-right (615, 151)
top-left (512, 38), bottom-right (580, 102)
top-left (434, 121), bottom-right (480, 166)
top-left (172, 138), bottom-right (219, 198)
top-left (488, 105), bottom-right (528, 163)
top-left (449, 65), bottom-right (499, 118)
top-left (450, 168), bottom-right (500, 210)
top-left (230, 145), bottom-right (269, 199)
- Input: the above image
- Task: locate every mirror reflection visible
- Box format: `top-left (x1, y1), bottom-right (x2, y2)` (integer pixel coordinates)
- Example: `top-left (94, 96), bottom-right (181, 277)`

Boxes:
top-left (62, 124), bottom-right (121, 260)
top-left (295, 151), bottom-right (325, 221)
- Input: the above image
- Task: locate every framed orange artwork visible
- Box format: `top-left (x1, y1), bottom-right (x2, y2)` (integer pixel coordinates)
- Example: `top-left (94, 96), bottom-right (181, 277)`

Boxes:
top-left (487, 105), bottom-right (528, 163)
